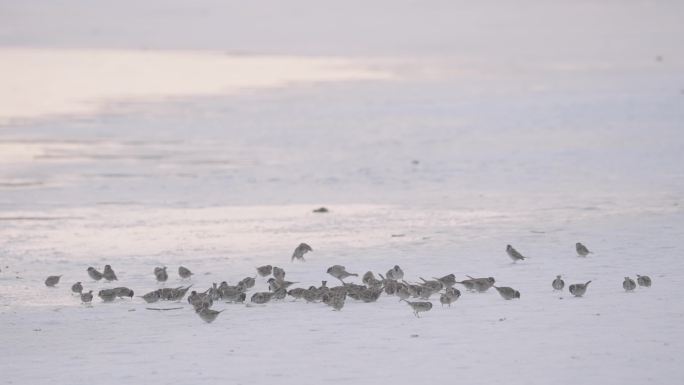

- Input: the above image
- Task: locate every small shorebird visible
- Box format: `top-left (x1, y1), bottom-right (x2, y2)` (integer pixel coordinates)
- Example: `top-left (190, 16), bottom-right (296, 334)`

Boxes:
top-left (552, 275), bottom-right (565, 291)
top-left (45, 275), bottom-right (62, 287)
top-left (178, 266), bottom-right (193, 279)
top-left (506, 245), bottom-right (526, 262)
top-left (291, 243), bottom-right (313, 262)
top-left (569, 281), bottom-right (591, 297)
top-left (576, 242), bottom-right (591, 257)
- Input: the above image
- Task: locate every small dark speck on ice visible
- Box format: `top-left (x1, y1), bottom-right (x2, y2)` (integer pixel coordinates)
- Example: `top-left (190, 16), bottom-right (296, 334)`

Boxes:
top-left (410, 334), bottom-right (419, 338)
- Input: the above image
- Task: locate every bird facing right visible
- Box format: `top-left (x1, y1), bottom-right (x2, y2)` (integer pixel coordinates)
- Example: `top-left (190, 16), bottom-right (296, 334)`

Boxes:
top-left (494, 286), bottom-right (521, 300)
top-left (71, 282), bottom-right (83, 294)
top-left (569, 281), bottom-right (592, 297)
top-left (576, 242), bottom-right (591, 257)
top-left (178, 266), bottom-right (193, 279)
top-left (636, 275), bottom-right (652, 287)
top-left (506, 245), bottom-right (526, 262)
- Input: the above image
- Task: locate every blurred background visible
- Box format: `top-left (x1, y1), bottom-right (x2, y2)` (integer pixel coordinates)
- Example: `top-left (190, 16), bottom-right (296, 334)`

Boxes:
top-left (1, 2), bottom-right (684, 383)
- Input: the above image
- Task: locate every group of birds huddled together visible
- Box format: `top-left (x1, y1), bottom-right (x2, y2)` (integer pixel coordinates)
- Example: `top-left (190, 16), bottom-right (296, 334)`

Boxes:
top-left (41, 242), bottom-right (654, 322)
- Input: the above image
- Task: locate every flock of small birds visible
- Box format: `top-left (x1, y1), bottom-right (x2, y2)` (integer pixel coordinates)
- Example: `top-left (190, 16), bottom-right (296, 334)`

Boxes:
top-left (41, 241), bottom-right (653, 323)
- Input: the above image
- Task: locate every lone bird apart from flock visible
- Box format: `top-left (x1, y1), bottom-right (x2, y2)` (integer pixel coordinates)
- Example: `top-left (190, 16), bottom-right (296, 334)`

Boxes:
top-left (45, 275), bottom-right (61, 287)
top-left (576, 242), bottom-right (591, 257)
top-left (552, 275), bottom-right (565, 291)
top-left (291, 243), bottom-right (313, 262)
top-left (569, 281), bottom-right (591, 297)
top-left (103, 265), bottom-right (118, 281)
top-left (506, 245), bottom-right (526, 262)
top-left (178, 266), bottom-right (193, 279)
top-left (623, 277), bottom-right (637, 292)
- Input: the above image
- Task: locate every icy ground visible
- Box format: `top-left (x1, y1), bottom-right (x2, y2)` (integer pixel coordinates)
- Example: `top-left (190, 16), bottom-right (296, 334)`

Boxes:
top-left (2, 1), bottom-right (684, 384)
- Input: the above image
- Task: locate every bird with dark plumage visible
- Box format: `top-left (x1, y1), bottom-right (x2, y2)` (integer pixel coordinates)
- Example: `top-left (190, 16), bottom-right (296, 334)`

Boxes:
top-left (552, 275), bottom-right (565, 291)
top-left (87, 267), bottom-right (103, 281)
top-left (154, 267), bottom-right (168, 283)
top-left (494, 286), bottom-right (520, 300)
top-left (98, 289), bottom-right (117, 302)
top-left (71, 282), bottom-right (83, 294)
top-left (386, 265), bottom-right (404, 281)
top-left (637, 275), bottom-right (652, 287)
top-left (268, 278), bottom-right (297, 291)
top-left (272, 266), bottom-right (286, 281)
top-left (623, 277), bottom-right (636, 292)
top-left (45, 275), bottom-right (61, 287)
top-left (178, 266), bottom-right (193, 279)
top-left (141, 289), bottom-right (161, 303)
top-left (80, 290), bottom-right (93, 304)
top-left (238, 276), bottom-right (256, 290)
top-left (440, 287), bottom-right (460, 307)
top-left (576, 242), bottom-right (591, 257)
top-left (291, 243), bottom-right (313, 262)
top-left (251, 292), bottom-right (275, 304)
top-left (196, 307), bottom-right (223, 323)
top-left (103, 265), bottom-right (118, 281)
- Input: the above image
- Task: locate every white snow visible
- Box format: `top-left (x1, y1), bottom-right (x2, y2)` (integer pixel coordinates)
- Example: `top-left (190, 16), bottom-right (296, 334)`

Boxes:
top-left (1, 1), bottom-right (684, 385)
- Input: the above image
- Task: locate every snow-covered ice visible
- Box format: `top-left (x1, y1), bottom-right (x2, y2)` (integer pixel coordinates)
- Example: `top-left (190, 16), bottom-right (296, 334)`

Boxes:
top-left (1, 1), bottom-right (684, 384)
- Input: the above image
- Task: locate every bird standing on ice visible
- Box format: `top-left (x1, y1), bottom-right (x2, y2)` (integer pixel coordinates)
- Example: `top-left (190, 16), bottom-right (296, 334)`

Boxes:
top-left (576, 242), bottom-right (592, 257)
top-left (506, 245), bottom-right (526, 262)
